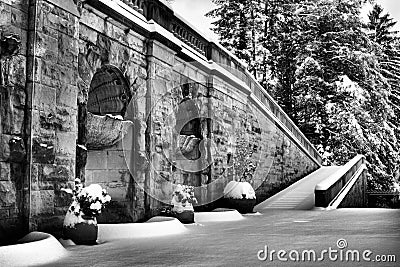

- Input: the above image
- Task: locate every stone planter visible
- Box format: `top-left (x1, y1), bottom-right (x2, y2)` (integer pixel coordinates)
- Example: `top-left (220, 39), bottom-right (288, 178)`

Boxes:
top-left (86, 112), bottom-right (133, 150)
top-left (63, 216), bottom-right (98, 245)
top-left (172, 210), bottom-right (195, 224)
top-left (223, 198), bottom-right (256, 214)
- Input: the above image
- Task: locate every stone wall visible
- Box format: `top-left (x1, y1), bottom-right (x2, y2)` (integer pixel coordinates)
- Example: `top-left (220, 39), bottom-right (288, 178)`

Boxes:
top-left (0, 0), bottom-right (28, 244)
top-left (0, 0), bottom-right (321, 241)
top-left (339, 170), bottom-right (367, 208)
top-left (28, 0), bottom-right (79, 234)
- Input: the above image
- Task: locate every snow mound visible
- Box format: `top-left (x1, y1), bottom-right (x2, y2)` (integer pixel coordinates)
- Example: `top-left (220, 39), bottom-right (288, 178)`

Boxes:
top-left (0, 232), bottom-right (67, 267)
top-left (98, 217), bottom-right (187, 240)
top-left (223, 181), bottom-right (256, 199)
top-left (194, 209), bottom-right (244, 222)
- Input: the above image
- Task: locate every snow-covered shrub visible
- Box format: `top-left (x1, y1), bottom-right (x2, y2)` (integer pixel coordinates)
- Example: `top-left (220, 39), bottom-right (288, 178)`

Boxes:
top-left (62, 179), bottom-right (111, 227)
top-left (171, 184), bottom-right (197, 213)
top-left (223, 181), bottom-right (256, 200)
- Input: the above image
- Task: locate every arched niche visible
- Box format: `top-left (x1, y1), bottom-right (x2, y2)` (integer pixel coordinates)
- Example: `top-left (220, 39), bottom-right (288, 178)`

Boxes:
top-left (85, 65), bottom-right (133, 150)
top-left (87, 64), bottom-right (131, 117)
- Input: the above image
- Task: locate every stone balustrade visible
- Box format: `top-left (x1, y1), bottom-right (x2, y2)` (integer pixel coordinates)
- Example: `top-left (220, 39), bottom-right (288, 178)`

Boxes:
top-left (106, 0), bottom-right (322, 165)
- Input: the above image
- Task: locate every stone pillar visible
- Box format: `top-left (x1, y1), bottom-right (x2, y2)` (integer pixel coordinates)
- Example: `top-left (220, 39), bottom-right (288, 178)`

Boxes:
top-left (26, 0), bottom-right (80, 234)
top-left (0, 0), bottom-right (29, 243)
top-left (145, 39), bottom-right (179, 215)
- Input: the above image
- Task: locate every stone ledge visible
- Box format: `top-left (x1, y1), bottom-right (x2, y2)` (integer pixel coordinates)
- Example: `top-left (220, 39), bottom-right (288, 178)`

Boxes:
top-left (98, 216), bottom-right (187, 240)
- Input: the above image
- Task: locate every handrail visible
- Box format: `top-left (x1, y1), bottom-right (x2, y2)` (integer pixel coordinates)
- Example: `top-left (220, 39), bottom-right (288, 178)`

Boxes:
top-left (315, 155), bottom-right (365, 207)
top-left (326, 164), bottom-right (367, 209)
top-left (315, 155), bottom-right (365, 190)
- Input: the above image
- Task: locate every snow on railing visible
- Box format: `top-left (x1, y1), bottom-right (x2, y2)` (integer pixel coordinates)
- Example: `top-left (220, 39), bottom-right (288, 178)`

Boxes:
top-left (88, 0), bottom-right (322, 164)
top-left (121, 0), bottom-right (145, 14)
top-left (315, 155), bottom-right (366, 207)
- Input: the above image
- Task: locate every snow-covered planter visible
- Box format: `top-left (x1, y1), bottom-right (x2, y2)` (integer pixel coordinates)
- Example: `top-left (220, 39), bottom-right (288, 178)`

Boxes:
top-left (61, 178), bottom-right (111, 245)
top-left (223, 181), bottom-right (256, 214)
top-left (170, 184), bottom-right (197, 223)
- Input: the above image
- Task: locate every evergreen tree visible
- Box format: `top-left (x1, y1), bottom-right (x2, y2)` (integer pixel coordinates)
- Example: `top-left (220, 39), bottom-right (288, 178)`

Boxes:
top-left (207, 0), bottom-right (399, 190)
top-left (207, 0), bottom-right (263, 76)
top-left (293, 0), bottom-right (399, 190)
top-left (368, 4), bottom-right (398, 46)
top-left (367, 4), bottom-right (400, 186)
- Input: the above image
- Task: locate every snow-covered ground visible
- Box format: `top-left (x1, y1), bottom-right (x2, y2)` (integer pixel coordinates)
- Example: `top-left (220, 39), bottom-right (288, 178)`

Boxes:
top-left (3, 208), bottom-right (398, 267)
top-left (0, 232), bottom-right (67, 267)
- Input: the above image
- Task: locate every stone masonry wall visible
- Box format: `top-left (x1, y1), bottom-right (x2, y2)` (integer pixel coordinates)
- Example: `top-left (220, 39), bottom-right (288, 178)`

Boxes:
top-left (339, 170), bottom-right (367, 208)
top-left (28, 0), bottom-right (79, 234)
top-left (78, 5), bottom-right (148, 221)
top-left (0, 0), bottom-right (28, 244)
top-left (0, 0), bottom-right (321, 241)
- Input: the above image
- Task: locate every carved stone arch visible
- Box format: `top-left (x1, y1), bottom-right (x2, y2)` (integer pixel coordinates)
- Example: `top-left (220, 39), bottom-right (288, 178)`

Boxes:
top-left (75, 64), bottom-right (133, 181)
top-left (87, 64), bottom-right (131, 117)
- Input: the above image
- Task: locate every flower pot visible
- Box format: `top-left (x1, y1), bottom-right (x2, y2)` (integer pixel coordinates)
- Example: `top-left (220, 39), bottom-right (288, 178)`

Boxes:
top-left (173, 210), bottom-right (195, 224)
top-left (224, 198), bottom-right (256, 214)
top-left (63, 216), bottom-right (98, 245)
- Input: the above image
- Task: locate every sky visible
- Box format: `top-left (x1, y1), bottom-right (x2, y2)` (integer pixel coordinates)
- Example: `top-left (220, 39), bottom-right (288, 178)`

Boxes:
top-left (171, 0), bottom-right (400, 41)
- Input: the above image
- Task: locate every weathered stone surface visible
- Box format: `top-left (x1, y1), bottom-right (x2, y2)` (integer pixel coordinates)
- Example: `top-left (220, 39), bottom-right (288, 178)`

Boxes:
top-left (56, 84), bottom-right (78, 108)
top-left (33, 84), bottom-right (56, 111)
top-left (0, 86), bottom-right (25, 135)
top-left (86, 112), bottom-right (133, 150)
top-left (57, 32), bottom-right (78, 67)
top-left (32, 137), bottom-right (55, 164)
top-left (55, 132), bottom-right (76, 156)
top-left (8, 136), bottom-right (25, 162)
top-left (31, 190), bottom-right (54, 216)
top-left (0, 134), bottom-right (11, 161)
top-left (0, 0), bottom-right (323, 239)
top-left (37, 107), bottom-right (76, 132)
top-left (0, 162), bottom-right (10, 181)
top-left (35, 31), bottom-right (58, 61)
top-left (0, 181), bottom-right (16, 206)
top-left (86, 150), bottom-right (107, 170)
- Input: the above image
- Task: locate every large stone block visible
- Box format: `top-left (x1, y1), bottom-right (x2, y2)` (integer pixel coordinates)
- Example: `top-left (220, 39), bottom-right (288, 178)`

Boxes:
top-left (32, 137), bottom-right (55, 164)
top-left (58, 12), bottom-right (79, 38)
top-left (8, 136), bottom-right (25, 162)
top-left (80, 8), bottom-right (105, 33)
top-left (79, 23), bottom-right (98, 44)
top-left (55, 131), bottom-right (76, 157)
top-left (56, 84), bottom-right (77, 108)
top-left (0, 134), bottom-right (11, 161)
top-left (35, 31), bottom-right (58, 61)
top-left (0, 86), bottom-right (25, 135)
top-left (36, 106), bottom-right (77, 132)
top-left (57, 32), bottom-right (78, 67)
top-left (39, 59), bottom-right (61, 87)
top-left (31, 190), bottom-right (54, 216)
top-left (2, 55), bottom-right (26, 86)
top-left (0, 2), bottom-right (12, 26)
top-left (86, 150), bottom-right (107, 170)
top-left (148, 42), bottom-right (175, 66)
top-left (0, 181), bottom-right (16, 206)
top-left (0, 162), bottom-right (10, 181)
top-left (107, 150), bottom-right (128, 170)
top-left (36, 163), bottom-right (72, 183)
top-left (33, 84), bottom-right (56, 111)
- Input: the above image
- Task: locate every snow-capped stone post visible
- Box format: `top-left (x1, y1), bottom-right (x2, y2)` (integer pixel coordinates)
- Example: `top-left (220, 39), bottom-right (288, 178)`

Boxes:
top-left (222, 181), bottom-right (257, 214)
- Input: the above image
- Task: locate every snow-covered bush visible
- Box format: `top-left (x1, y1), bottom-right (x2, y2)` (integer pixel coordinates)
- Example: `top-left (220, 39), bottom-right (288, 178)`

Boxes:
top-left (62, 179), bottom-right (111, 227)
top-left (171, 184), bottom-right (197, 213)
top-left (223, 181), bottom-right (256, 200)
